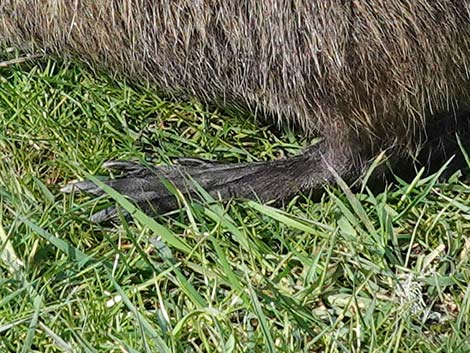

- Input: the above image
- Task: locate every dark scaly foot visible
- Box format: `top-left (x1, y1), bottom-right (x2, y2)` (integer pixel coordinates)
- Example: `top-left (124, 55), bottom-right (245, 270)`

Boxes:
top-left (61, 144), bottom-right (349, 223)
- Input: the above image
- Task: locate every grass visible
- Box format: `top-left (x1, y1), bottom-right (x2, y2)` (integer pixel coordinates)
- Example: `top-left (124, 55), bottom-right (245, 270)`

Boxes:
top-left (0, 59), bottom-right (469, 352)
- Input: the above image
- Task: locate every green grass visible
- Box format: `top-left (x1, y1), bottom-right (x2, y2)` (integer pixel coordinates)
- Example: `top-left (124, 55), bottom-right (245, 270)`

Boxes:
top-left (0, 59), bottom-right (469, 352)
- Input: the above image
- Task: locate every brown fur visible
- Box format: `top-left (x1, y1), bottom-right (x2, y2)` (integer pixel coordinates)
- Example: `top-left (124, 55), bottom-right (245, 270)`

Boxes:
top-left (2, 1), bottom-right (470, 220)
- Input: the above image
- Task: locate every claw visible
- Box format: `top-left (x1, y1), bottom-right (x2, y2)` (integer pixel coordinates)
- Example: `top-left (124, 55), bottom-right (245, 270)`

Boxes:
top-left (89, 206), bottom-right (120, 223)
top-left (102, 160), bottom-right (144, 172)
top-left (60, 180), bottom-right (105, 195)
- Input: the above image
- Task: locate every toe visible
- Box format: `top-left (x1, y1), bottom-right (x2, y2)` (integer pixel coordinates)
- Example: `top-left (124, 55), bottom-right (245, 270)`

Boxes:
top-left (90, 207), bottom-right (120, 223)
top-left (61, 180), bottom-right (105, 195)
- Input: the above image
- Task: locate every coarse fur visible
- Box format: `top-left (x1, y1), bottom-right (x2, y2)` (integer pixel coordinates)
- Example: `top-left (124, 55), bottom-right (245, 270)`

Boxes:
top-left (2, 1), bottom-right (470, 221)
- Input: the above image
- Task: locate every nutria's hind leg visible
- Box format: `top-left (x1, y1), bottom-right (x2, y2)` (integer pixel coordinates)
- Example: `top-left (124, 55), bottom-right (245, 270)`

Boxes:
top-left (418, 110), bottom-right (470, 176)
top-left (61, 142), bottom-right (358, 223)
top-left (383, 110), bottom-right (470, 182)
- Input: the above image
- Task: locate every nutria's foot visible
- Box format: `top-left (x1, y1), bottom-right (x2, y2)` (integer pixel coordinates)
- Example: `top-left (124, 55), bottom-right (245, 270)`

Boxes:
top-left (61, 147), bottom-right (339, 223)
top-left (62, 160), bottom-right (182, 222)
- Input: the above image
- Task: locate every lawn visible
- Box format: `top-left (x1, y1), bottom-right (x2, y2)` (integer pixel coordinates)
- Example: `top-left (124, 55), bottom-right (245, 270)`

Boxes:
top-left (0, 59), bottom-right (469, 352)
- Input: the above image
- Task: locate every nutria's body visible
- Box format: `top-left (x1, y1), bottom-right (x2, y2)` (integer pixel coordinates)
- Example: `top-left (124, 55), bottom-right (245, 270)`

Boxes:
top-left (2, 1), bottom-right (470, 220)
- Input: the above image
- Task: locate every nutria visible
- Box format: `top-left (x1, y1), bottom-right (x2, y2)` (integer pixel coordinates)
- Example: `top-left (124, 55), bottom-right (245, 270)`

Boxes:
top-left (2, 1), bottom-right (470, 222)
